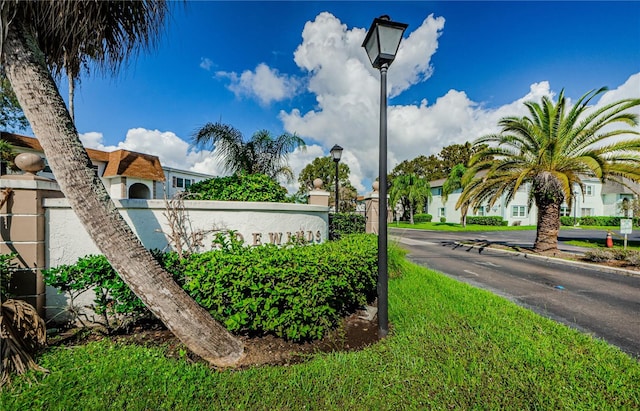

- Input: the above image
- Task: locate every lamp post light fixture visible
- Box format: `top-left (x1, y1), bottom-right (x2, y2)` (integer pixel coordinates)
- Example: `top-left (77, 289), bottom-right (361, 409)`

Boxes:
top-left (362, 15), bottom-right (408, 338)
top-left (330, 144), bottom-right (343, 213)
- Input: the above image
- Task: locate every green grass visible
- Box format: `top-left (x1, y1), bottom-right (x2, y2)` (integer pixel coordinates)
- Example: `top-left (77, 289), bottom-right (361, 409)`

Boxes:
top-left (3, 262), bottom-right (639, 410)
top-left (565, 238), bottom-right (640, 251)
top-left (393, 221), bottom-right (536, 231)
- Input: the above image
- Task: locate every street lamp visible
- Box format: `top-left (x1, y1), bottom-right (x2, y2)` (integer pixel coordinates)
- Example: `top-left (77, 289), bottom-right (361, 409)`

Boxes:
top-left (362, 15), bottom-right (408, 338)
top-left (330, 144), bottom-right (343, 213)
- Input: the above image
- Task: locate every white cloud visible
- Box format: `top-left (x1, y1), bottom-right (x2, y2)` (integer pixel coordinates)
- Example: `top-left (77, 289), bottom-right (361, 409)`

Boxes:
top-left (199, 57), bottom-right (214, 71)
top-left (216, 63), bottom-right (299, 106)
top-left (281, 12), bottom-right (620, 192)
top-left (79, 128), bottom-right (226, 177)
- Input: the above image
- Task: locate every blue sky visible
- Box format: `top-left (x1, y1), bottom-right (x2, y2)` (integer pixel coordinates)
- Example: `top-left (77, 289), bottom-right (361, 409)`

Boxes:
top-left (52, 1), bottom-right (640, 193)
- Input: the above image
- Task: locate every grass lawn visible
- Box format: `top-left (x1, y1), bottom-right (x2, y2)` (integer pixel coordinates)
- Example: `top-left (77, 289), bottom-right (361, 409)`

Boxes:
top-left (2, 262), bottom-right (638, 410)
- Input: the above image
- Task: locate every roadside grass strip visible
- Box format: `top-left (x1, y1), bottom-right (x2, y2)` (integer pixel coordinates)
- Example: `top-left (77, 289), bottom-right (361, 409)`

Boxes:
top-left (2, 262), bottom-right (638, 410)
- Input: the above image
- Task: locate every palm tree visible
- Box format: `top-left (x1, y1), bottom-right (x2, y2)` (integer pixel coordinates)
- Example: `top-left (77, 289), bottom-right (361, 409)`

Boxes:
top-left (389, 173), bottom-right (431, 224)
top-left (0, 1), bottom-right (243, 367)
top-left (192, 121), bottom-right (305, 182)
top-left (442, 163), bottom-right (469, 227)
top-left (459, 88), bottom-right (640, 252)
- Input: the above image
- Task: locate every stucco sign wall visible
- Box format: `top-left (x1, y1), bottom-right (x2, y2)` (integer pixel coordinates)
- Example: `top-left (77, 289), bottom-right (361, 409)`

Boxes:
top-left (44, 199), bottom-right (329, 268)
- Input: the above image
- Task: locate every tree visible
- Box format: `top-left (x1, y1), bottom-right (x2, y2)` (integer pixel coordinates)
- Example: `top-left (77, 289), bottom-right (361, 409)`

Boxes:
top-left (459, 88), bottom-right (640, 252)
top-left (1, 1), bottom-right (243, 367)
top-left (192, 122), bottom-right (305, 183)
top-left (389, 154), bottom-right (442, 182)
top-left (389, 173), bottom-right (431, 224)
top-left (297, 155), bottom-right (357, 211)
top-left (442, 163), bottom-right (469, 226)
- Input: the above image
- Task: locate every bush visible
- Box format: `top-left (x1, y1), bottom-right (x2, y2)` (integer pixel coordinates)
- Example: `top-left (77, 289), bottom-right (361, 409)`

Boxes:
top-left (329, 213), bottom-right (365, 240)
top-left (560, 216), bottom-right (575, 226)
top-left (43, 252), bottom-right (182, 331)
top-left (465, 216), bottom-right (506, 226)
top-left (439, 217), bottom-right (446, 223)
top-left (0, 252), bottom-right (17, 298)
top-left (413, 213), bottom-right (432, 223)
top-left (625, 251), bottom-right (640, 266)
top-left (583, 249), bottom-right (614, 262)
top-left (186, 173), bottom-right (291, 202)
top-left (182, 234), bottom-right (378, 341)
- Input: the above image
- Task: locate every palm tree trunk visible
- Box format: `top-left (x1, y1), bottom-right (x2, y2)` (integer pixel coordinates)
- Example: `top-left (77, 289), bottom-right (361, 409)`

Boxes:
top-left (533, 198), bottom-right (561, 252)
top-left (409, 203), bottom-right (414, 225)
top-left (460, 202), bottom-right (468, 227)
top-left (3, 24), bottom-right (243, 366)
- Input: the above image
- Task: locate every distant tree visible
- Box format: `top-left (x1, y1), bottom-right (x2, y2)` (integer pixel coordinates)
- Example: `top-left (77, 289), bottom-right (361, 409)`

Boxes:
top-left (442, 163), bottom-right (469, 226)
top-left (192, 121), bottom-right (305, 183)
top-left (389, 173), bottom-right (431, 224)
top-left (459, 88), bottom-right (640, 252)
top-left (437, 142), bottom-right (487, 175)
top-left (297, 156), bottom-right (357, 211)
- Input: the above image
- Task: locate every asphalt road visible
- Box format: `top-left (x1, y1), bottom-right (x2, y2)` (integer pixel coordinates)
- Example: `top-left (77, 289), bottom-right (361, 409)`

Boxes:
top-left (390, 228), bottom-right (640, 359)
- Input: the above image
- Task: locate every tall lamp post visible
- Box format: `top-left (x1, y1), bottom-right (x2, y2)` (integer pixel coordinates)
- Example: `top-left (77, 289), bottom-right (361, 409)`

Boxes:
top-left (330, 144), bottom-right (343, 213)
top-left (362, 15), bottom-right (408, 338)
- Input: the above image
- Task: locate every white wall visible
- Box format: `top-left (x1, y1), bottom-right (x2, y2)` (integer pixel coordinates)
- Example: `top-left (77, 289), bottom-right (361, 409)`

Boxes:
top-left (44, 198), bottom-right (329, 319)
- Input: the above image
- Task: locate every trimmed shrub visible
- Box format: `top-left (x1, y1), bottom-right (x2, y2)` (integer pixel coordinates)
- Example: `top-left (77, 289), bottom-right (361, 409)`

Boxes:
top-left (186, 173), bottom-right (291, 202)
top-left (439, 217), bottom-right (446, 223)
top-left (583, 249), bottom-right (614, 262)
top-left (466, 216), bottom-right (506, 226)
top-left (413, 213), bottom-right (432, 223)
top-left (625, 251), bottom-right (640, 266)
top-left (182, 234), bottom-right (378, 341)
top-left (329, 213), bottom-right (365, 240)
top-left (560, 216), bottom-right (575, 226)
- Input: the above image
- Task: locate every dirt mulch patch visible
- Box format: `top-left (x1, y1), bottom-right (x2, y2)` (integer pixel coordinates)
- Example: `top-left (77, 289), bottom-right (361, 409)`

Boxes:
top-left (47, 308), bottom-right (381, 369)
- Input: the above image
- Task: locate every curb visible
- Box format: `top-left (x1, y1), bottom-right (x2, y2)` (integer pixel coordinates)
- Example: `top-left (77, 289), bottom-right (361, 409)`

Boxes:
top-left (455, 241), bottom-right (640, 278)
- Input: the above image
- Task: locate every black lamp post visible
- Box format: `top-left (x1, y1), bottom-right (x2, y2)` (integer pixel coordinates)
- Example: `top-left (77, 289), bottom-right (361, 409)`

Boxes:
top-left (362, 15), bottom-right (408, 338)
top-left (330, 144), bottom-right (343, 213)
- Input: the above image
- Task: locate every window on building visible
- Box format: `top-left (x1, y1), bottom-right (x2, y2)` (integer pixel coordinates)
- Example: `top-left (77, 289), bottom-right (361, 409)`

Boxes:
top-left (585, 185), bottom-right (594, 196)
top-left (438, 207), bottom-right (445, 217)
top-left (185, 179), bottom-right (193, 189)
top-left (560, 206), bottom-right (571, 217)
top-left (581, 208), bottom-right (594, 217)
top-left (432, 187), bottom-right (442, 196)
top-left (512, 205), bottom-right (526, 217)
top-left (476, 207), bottom-right (485, 216)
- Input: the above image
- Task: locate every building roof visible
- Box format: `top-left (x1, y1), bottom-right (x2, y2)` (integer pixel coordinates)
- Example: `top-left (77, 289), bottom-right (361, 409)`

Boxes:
top-left (2, 132), bottom-right (165, 182)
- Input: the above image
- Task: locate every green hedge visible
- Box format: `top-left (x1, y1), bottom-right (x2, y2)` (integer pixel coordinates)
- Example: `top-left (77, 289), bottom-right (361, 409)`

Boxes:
top-left (183, 233), bottom-right (378, 341)
top-left (44, 235), bottom-right (379, 341)
top-left (329, 213), bottom-right (365, 240)
top-left (560, 216), bottom-right (640, 227)
top-left (465, 216), bottom-right (507, 226)
top-left (413, 213), bottom-right (432, 223)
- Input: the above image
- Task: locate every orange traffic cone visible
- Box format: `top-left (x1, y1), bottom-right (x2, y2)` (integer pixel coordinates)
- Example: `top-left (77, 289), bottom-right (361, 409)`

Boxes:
top-left (606, 231), bottom-right (613, 248)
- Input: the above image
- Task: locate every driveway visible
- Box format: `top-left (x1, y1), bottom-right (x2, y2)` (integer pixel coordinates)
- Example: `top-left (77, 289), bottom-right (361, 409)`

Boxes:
top-left (390, 227), bottom-right (640, 359)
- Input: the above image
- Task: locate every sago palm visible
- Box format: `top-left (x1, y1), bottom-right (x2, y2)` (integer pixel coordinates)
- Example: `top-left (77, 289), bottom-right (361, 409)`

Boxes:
top-left (458, 87), bottom-right (640, 252)
top-left (193, 121), bottom-right (305, 183)
top-left (1, 0), bottom-right (244, 369)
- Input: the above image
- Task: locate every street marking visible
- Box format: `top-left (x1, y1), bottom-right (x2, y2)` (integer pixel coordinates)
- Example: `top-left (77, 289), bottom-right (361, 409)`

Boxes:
top-left (464, 270), bottom-right (479, 276)
top-left (393, 237), bottom-right (437, 246)
top-left (478, 261), bottom-right (501, 267)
